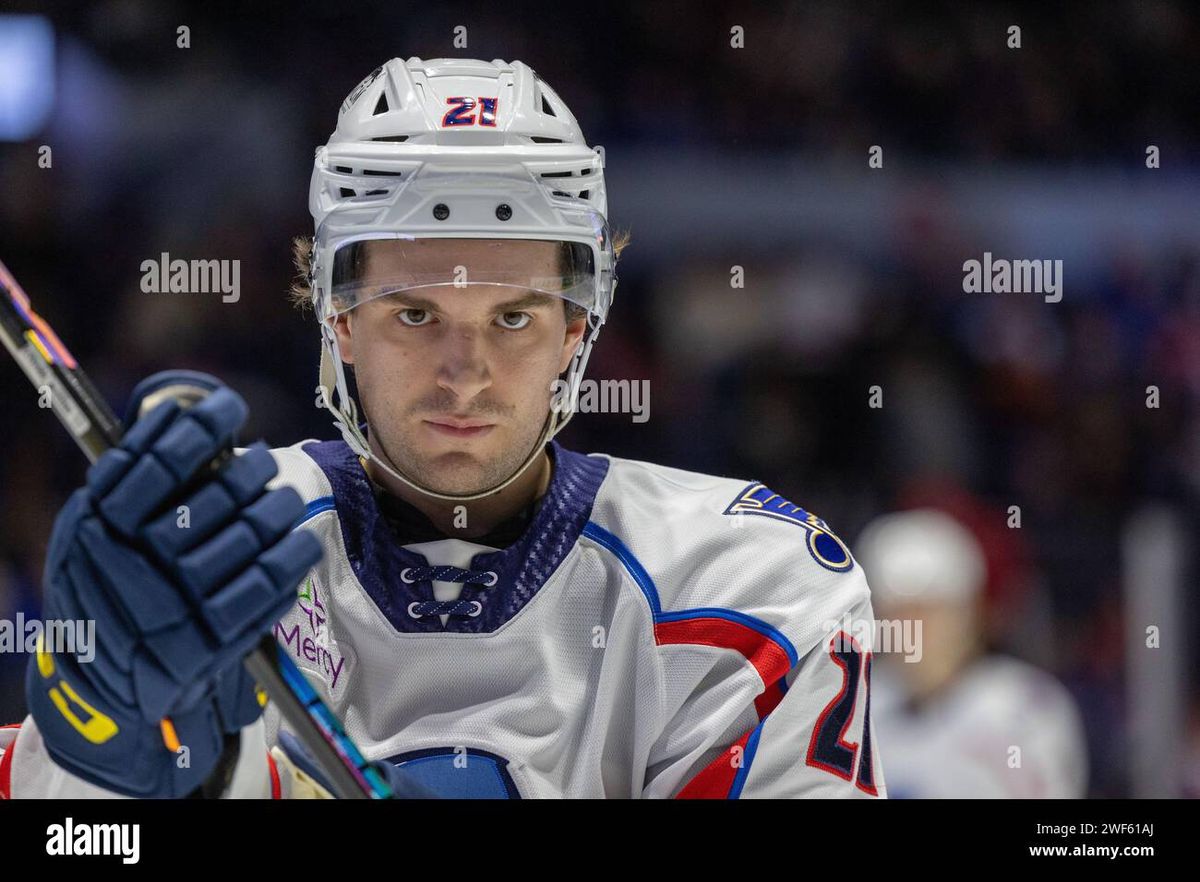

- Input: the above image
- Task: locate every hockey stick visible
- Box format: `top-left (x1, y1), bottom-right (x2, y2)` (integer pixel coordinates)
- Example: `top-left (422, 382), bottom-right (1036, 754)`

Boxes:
top-left (0, 259), bottom-right (391, 799)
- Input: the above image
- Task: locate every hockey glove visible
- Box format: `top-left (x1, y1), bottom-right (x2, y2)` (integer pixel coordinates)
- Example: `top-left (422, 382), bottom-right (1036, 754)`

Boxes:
top-left (27, 371), bottom-right (323, 797)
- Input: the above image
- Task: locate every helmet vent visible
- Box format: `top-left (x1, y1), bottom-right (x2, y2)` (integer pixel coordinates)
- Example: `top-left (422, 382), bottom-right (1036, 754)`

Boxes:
top-left (337, 187), bottom-right (393, 200)
top-left (362, 169), bottom-right (403, 177)
top-left (530, 136), bottom-right (563, 144)
top-left (541, 93), bottom-right (556, 117)
top-left (371, 135), bottom-right (409, 142)
top-left (373, 92), bottom-right (390, 115)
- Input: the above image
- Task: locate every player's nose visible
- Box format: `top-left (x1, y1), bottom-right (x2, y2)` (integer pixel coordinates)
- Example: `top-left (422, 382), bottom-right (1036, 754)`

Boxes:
top-left (435, 324), bottom-right (491, 399)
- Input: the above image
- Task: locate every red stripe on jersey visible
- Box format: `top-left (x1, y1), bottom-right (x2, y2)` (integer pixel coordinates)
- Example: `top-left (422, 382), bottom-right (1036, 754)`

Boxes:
top-left (0, 728), bottom-right (17, 800)
top-left (675, 728), bottom-right (754, 799)
top-left (266, 751), bottom-right (281, 800)
top-left (655, 616), bottom-right (792, 693)
top-left (754, 680), bottom-right (786, 718)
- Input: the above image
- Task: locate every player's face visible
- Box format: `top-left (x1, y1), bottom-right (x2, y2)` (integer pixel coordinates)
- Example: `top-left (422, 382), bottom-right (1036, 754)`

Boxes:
top-left (331, 239), bottom-right (586, 495)
top-left (879, 598), bottom-right (980, 697)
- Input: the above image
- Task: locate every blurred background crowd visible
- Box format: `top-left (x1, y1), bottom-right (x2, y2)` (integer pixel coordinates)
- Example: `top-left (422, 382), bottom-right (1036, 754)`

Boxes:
top-left (1, 0), bottom-right (1197, 797)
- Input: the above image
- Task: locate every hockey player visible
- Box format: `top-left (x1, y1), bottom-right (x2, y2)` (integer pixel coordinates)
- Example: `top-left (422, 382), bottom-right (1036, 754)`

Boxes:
top-left (0, 57), bottom-right (884, 798)
top-left (856, 509), bottom-right (1087, 798)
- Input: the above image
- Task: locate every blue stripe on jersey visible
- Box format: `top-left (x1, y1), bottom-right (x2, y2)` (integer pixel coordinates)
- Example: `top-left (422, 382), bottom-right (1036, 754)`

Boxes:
top-left (729, 717), bottom-right (766, 799)
top-left (581, 521), bottom-right (662, 615)
top-left (581, 521), bottom-right (799, 667)
top-left (296, 495), bottom-right (336, 527)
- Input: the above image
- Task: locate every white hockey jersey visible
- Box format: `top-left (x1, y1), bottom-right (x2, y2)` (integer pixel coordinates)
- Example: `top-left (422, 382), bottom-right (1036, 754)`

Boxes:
top-left (1, 439), bottom-right (885, 799)
top-left (871, 654), bottom-right (1087, 798)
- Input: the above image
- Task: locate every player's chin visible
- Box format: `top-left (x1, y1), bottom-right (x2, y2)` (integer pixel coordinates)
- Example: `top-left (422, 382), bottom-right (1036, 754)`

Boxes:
top-left (411, 438), bottom-right (505, 487)
top-left (417, 457), bottom-right (504, 495)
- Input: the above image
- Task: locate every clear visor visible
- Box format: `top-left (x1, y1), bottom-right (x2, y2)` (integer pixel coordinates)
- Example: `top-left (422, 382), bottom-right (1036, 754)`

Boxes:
top-left (324, 236), bottom-right (599, 317)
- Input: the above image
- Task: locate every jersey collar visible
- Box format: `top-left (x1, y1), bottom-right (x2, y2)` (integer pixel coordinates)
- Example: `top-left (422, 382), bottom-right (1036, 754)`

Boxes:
top-left (301, 438), bottom-right (610, 632)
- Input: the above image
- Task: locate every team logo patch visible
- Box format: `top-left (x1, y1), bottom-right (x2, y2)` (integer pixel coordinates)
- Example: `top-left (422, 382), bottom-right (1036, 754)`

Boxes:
top-left (723, 483), bottom-right (854, 572)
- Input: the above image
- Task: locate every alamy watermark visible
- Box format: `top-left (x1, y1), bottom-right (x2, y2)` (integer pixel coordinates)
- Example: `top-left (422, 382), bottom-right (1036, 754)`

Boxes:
top-left (140, 252), bottom-right (241, 303)
top-left (822, 611), bottom-right (923, 662)
top-left (550, 377), bottom-right (650, 423)
top-left (1, 614), bottom-right (95, 663)
top-left (46, 818), bottom-right (139, 864)
top-left (962, 252), bottom-right (1062, 303)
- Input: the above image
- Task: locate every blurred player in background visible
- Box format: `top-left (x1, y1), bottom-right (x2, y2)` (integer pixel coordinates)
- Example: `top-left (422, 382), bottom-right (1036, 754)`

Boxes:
top-left (856, 508), bottom-right (1087, 798)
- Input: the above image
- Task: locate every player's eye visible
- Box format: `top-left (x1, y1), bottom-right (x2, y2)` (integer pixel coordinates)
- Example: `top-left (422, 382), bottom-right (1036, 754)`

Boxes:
top-left (497, 311), bottom-right (532, 330)
top-left (397, 308), bottom-right (433, 326)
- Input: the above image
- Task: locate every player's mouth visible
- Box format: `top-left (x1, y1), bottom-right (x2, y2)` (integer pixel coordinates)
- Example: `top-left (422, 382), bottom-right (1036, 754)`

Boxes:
top-left (423, 418), bottom-right (495, 439)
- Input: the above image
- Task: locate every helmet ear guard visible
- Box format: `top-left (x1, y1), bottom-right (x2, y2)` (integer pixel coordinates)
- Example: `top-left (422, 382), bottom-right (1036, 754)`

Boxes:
top-left (306, 57), bottom-right (616, 501)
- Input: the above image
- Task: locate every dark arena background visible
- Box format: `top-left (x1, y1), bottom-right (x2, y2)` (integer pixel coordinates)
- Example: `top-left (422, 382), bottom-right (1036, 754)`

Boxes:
top-left (0, 0), bottom-right (1196, 830)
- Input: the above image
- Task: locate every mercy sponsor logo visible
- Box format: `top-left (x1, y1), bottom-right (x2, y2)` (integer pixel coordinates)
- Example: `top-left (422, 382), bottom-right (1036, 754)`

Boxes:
top-left (274, 577), bottom-right (347, 690)
top-left (46, 818), bottom-right (139, 864)
top-left (139, 252), bottom-right (241, 303)
top-left (962, 252), bottom-right (1063, 303)
top-left (0, 615), bottom-right (94, 663)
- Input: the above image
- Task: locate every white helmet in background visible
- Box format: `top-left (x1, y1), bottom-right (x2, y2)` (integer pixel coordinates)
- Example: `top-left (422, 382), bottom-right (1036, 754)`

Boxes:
top-left (306, 57), bottom-right (616, 500)
top-left (854, 509), bottom-right (988, 606)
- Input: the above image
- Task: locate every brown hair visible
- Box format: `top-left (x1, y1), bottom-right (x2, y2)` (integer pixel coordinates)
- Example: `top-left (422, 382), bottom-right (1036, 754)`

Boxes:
top-left (288, 230), bottom-right (631, 322)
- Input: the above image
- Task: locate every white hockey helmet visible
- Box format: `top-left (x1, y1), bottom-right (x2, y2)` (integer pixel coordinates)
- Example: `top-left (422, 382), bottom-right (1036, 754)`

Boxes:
top-left (306, 57), bottom-right (617, 500)
top-left (853, 509), bottom-right (988, 606)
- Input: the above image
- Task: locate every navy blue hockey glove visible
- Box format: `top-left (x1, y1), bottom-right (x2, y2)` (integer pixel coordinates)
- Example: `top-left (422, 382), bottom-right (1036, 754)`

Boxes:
top-left (27, 371), bottom-right (323, 797)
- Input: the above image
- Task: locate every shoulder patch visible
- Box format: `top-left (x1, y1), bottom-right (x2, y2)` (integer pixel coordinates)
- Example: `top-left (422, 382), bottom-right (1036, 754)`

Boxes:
top-left (723, 483), bottom-right (854, 573)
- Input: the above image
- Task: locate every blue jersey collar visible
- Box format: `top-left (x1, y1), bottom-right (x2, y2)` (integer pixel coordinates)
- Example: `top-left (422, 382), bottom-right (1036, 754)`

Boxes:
top-left (301, 439), bottom-right (610, 633)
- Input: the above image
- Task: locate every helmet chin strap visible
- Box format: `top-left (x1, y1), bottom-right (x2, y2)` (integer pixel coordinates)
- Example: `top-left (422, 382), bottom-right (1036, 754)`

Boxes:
top-left (316, 318), bottom-right (598, 503)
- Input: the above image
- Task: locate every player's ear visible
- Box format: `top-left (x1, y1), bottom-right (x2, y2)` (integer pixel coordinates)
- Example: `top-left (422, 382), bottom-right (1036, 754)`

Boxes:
top-left (332, 314), bottom-right (354, 365)
top-left (558, 315), bottom-right (586, 373)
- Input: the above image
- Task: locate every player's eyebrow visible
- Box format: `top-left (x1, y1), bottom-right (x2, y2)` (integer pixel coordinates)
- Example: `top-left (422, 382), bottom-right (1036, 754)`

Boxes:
top-left (378, 290), bottom-right (560, 312)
